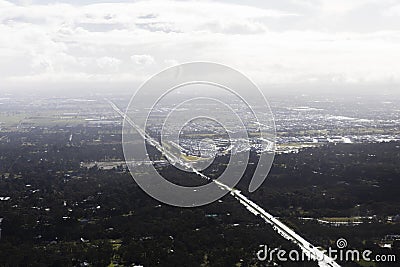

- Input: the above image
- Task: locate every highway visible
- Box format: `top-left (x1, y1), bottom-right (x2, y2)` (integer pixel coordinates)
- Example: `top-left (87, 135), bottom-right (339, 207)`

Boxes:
top-left (108, 100), bottom-right (341, 267)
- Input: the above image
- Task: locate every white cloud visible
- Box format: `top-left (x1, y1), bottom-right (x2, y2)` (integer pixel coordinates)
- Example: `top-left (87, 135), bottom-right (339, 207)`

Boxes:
top-left (96, 56), bottom-right (121, 72)
top-left (383, 4), bottom-right (400, 16)
top-left (318, 0), bottom-right (375, 15)
top-left (0, 0), bottom-right (399, 91)
top-left (131, 54), bottom-right (155, 65)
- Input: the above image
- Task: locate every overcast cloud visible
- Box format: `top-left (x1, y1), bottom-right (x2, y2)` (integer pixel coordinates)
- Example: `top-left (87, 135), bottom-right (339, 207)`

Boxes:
top-left (0, 0), bottom-right (400, 93)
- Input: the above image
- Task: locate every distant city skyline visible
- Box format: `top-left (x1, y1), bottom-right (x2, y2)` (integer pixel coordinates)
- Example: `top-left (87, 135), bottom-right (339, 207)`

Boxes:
top-left (1, 0), bottom-right (400, 93)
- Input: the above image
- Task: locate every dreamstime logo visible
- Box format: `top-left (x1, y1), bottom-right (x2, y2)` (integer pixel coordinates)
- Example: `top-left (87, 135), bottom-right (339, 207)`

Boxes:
top-left (257, 238), bottom-right (397, 263)
top-left (122, 62), bottom-right (275, 207)
top-left (336, 238), bottom-right (348, 249)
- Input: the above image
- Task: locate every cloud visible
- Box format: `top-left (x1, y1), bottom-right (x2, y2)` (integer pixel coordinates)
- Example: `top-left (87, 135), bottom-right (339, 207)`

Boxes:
top-left (200, 19), bottom-right (267, 34)
top-left (383, 4), bottom-right (400, 16)
top-left (96, 56), bottom-right (121, 72)
top-left (0, 0), bottom-right (399, 92)
top-left (131, 55), bottom-right (155, 66)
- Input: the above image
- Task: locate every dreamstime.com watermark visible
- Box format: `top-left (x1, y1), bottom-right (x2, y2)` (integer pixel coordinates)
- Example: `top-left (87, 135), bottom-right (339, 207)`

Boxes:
top-left (122, 62), bottom-right (275, 207)
top-left (256, 238), bottom-right (397, 263)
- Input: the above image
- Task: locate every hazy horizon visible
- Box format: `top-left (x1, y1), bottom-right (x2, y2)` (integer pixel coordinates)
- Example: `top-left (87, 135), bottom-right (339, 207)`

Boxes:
top-left (1, 0), bottom-right (400, 95)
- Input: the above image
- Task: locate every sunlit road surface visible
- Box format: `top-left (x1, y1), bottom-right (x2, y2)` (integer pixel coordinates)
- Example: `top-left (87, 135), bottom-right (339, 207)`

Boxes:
top-left (230, 188), bottom-right (340, 267)
top-left (108, 99), bottom-right (341, 267)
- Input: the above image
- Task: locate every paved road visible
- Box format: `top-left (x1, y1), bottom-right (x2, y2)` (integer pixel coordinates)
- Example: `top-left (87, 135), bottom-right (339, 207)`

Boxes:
top-left (108, 100), bottom-right (341, 267)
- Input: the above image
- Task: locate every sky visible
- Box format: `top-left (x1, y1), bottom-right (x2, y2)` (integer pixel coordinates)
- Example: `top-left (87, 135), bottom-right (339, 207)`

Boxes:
top-left (1, 0), bottom-right (400, 94)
